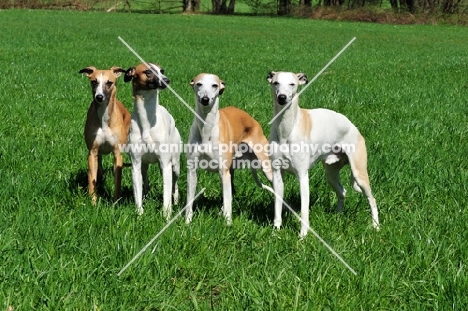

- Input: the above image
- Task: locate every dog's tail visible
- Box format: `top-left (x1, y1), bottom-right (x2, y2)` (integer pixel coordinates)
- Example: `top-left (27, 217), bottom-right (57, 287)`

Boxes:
top-left (251, 169), bottom-right (275, 194)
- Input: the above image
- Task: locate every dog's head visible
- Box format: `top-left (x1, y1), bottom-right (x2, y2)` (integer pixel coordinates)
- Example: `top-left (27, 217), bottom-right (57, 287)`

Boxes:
top-left (190, 73), bottom-right (225, 108)
top-left (266, 71), bottom-right (308, 105)
top-left (124, 63), bottom-right (170, 91)
top-left (79, 66), bottom-right (125, 103)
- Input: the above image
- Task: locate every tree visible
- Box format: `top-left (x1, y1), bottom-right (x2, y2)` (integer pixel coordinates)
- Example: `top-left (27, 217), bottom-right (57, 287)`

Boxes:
top-left (278, 0), bottom-right (291, 15)
top-left (212, 0), bottom-right (236, 13)
top-left (183, 0), bottom-right (200, 12)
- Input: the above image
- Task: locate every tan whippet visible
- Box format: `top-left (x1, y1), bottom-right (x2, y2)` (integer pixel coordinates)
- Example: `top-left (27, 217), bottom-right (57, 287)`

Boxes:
top-left (124, 63), bottom-right (181, 219)
top-left (267, 71), bottom-right (380, 238)
top-left (79, 66), bottom-right (131, 204)
top-left (185, 73), bottom-right (273, 225)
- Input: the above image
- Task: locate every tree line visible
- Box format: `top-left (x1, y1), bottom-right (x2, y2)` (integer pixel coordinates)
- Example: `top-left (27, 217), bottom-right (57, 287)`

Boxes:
top-left (183, 0), bottom-right (467, 15)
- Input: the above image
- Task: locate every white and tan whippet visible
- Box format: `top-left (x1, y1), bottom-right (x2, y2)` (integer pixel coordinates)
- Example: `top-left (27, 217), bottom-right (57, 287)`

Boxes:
top-left (124, 63), bottom-right (181, 219)
top-left (267, 71), bottom-right (380, 238)
top-left (185, 73), bottom-right (273, 225)
top-left (79, 66), bottom-right (131, 205)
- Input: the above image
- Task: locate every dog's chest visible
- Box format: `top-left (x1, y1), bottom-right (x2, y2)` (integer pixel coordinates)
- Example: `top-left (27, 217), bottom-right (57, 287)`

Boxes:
top-left (191, 139), bottom-right (218, 160)
top-left (95, 127), bottom-right (117, 153)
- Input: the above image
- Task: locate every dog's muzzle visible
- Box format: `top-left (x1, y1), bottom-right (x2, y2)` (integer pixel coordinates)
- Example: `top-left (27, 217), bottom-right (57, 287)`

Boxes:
top-left (277, 94), bottom-right (287, 105)
top-left (200, 96), bottom-right (210, 106)
top-left (158, 77), bottom-right (170, 89)
top-left (148, 77), bottom-right (170, 89)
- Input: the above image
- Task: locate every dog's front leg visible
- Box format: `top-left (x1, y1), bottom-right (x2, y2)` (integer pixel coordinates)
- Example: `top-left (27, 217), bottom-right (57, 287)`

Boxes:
top-left (272, 167), bottom-right (284, 230)
top-left (185, 163), bottom-right (197, 224)
top-left (220, 167), bottom-right (233, 226)
top-left (88, 148), bottom-right (99, 205)
top-left (161, 160), bottom-right (173, 220)
top-left (131, 157), bottom-right (144, 215)
top-left (298, 171), bottom-right (310, 239)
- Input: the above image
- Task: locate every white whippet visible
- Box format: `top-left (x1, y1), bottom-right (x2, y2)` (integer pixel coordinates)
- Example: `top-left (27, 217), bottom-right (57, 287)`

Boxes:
top-left (185, 73), bottom-right (273, 225)
top-left (124, 63), bottom-right (181, 219)
top-left (79, 66), bottom-right (131, 205)
top-left (267, 71), bottom-right (380, 238)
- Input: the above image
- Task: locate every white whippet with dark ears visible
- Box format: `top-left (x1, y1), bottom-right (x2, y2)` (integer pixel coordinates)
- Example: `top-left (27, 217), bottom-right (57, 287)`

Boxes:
top-left (124, 63), bottom-right (181, 219)
top-left (185, 73), bottom-right (273, 225)
top-left (267, 71), bottom-right (380, 238)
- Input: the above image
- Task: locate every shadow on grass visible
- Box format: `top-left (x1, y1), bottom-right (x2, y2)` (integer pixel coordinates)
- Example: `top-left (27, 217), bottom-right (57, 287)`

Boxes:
top-left (187, 188), bottom-right (276, 226)
top-left (68, 168), bottom-right (134, 205)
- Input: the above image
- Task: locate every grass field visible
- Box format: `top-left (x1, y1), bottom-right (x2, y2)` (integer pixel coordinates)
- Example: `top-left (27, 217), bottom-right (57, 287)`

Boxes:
top-left (1, 9), bottom-right (468, 310)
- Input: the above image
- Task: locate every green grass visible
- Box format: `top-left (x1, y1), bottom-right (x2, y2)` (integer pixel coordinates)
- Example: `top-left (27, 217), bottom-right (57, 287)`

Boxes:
top-left (1, 9), bottom-right (468, 309)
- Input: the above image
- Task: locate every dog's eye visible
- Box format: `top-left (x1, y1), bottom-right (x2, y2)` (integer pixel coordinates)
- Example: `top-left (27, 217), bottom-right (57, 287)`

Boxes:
top-left (212, 84), bottom-right (218, 89)
top-left (289, 83), bottom-right (295, 87)
top-left (91, 80), bottom-right (98, 87)
top-left (273, 81), bottom-right (279, 86)
top-left (106, 81), bottom-right (113, 87)
top-left (144, 70), bottom-right (152, 76)
top-left (196, 82), bottom-right (203, 87)
top-left (160, 69), bottom-right (165, 74)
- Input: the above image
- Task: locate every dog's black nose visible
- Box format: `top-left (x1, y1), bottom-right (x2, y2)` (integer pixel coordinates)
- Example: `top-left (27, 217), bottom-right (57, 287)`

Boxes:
top-left (201, 96), bottom-right (210, 105)
top-left (95, 94), bottom-right (104, 102)
top-left (277, 94), bottom-right (287, 103)
top-left (157, 77), bottom-right (170, 89)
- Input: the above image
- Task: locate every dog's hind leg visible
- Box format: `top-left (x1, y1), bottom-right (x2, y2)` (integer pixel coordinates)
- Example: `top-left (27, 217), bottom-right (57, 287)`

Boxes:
top-left (348, 135), bottom-right (380, 230)
top-left (113, 149), bottom-right (123, 202)
top-left (141, 162), bottom-right (150, 196)
top-left (249, 135), bottom-right (273, 184)
top-left (172, 160), bottom-right (180, 205)
top-left (322, 158), bottom-right (347, 212)
top-left (230, 167), bottom-right (236, 196)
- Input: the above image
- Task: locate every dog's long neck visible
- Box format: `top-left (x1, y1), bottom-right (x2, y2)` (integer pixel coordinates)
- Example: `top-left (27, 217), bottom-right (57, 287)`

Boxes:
top-left (133, 89), bottom-right (159, 131)
top-left (272, 95), bottom-right (300, 142)
top-left (195, 97), bottom-right (220, 144)
top-left (95, 88), bottom-right (117, 131)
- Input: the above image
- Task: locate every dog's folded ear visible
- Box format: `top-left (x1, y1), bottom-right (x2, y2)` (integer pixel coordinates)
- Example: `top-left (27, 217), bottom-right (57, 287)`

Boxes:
top-left (124, 67), bottom-right (136, 83)
top-left (219, 80), bottom-right (225, 95)
top-left (266, 71), bottom-right (276, 83)
top-left (111, 66), bottom-right (126, 78)
top-left (190, 78), bottom-right (195, 87)
top-left (296, 73), bottom-right (308, 85)
top-left (79, 66), bottom-right (96, 77)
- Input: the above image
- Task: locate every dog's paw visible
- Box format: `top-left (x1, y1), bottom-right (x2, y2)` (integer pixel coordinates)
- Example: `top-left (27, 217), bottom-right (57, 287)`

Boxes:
top-left (136, 207), bottom-right (144, 216)
top-left (373, 222), bottom-right (381, 231)
top-left (271, 228), bottom-right (282, 239)
top-left (299, 229), bottom-right (308, 240)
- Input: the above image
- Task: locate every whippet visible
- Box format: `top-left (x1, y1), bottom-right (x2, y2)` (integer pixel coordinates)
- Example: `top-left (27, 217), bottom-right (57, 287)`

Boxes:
top-left (267, 71), bottom-right (380, 238)
top-left (185, 73), bottom-right (273, 224)
top-left (79, 66), bottom-right (131, 204)
top-left (124, 63), bottom-right (181, 219)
